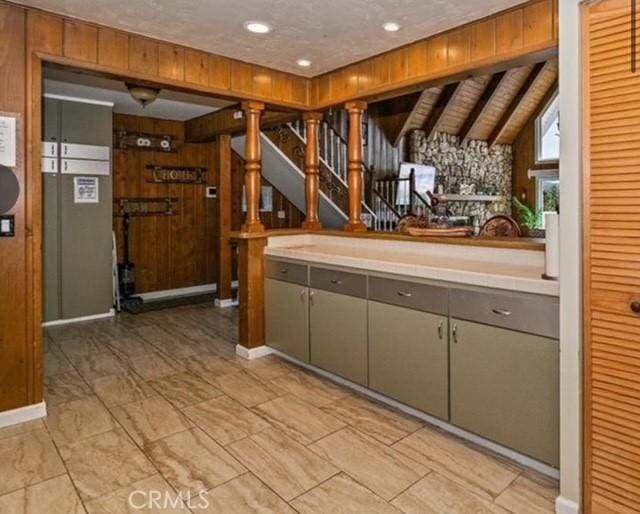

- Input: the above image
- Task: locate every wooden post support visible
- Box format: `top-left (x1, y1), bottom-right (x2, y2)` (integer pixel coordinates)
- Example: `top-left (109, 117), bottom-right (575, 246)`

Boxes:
top-left (241, 101), bottom-right (265, 233)
top-left (215, 134), bottom-right (233, 305)
top-left (237, 236), bottom-right (267, 350)
top-left (344, 101), bottom-right (367, 232)
top-left (302, 112), bottom-right (323, 230)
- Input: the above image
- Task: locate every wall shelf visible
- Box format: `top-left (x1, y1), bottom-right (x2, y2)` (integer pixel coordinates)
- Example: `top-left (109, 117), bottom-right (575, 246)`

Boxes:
top-left (435, 194), bottom-right (505, 202)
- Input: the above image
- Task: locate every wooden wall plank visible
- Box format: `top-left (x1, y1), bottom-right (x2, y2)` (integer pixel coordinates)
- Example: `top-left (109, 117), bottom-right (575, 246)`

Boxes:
top-left (496, 9), bottom-right (524, 55)
top-left (185, 49), bottom-right (209, 86)
top-left (448, 27), bottom-right (471, 67)
top-left (524, 0), bottom-right (554, 47)
top-left (231, 61), bottom-right (253, 95)
top-left (252, 65), bottom-right (273, 98)
top-left (209, 54), bottom-right (231, 90)
top-left (407, 41), bottom-right (428, 78)
top-left (158, 43), bottom-right (185, 81)
top-left (128, 36), bottom-right (158, 76)
top-left (63, 20), bottom-right (97, 63)
top-left (471, 18), bottom-right (497, 61)
top-left (98, 28), bottom-right (128, 69)
top-left (27, 11), bottom-right (63, 55)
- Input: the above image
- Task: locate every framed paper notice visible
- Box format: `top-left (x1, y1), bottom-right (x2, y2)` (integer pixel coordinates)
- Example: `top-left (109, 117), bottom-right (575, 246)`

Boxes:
top-left (74, 176), bottom-right (99, 204)
top-left (0, 116), bottom-right (16, 167)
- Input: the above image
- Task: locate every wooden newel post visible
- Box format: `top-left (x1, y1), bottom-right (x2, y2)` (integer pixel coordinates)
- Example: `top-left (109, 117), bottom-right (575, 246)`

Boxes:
top-left (241, 101), bottom-right (265, 233)
top-left (302, 112), bottom-right (323, 230)
top-left (344, 101), bottom-right (367, 232)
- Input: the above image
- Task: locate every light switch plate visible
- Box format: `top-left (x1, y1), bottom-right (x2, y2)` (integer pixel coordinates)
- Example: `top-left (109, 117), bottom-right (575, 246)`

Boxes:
top-left (277, 210), bottom-right (286, 219)
top-left (0, 215), bottom-right (15, 237)
top-left (206, 186), bottom-right (217, 198)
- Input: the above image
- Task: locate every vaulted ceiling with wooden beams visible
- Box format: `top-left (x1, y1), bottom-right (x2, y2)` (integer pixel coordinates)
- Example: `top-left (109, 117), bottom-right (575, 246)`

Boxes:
top-left (388, 58), bottom-right (558, 147)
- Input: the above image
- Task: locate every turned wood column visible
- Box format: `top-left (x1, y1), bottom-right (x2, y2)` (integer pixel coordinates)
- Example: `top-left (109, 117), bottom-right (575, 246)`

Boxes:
top-left (302, 112), bottom-right (323, 230)
top-left (344, 101), bottom-right (367, 232)
top-left (241, 101), bottom-right (265, 233)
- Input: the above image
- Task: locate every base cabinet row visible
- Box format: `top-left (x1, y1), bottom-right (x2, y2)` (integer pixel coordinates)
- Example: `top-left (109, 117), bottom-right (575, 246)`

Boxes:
top-left (265, 268), bottom-right (559, 467)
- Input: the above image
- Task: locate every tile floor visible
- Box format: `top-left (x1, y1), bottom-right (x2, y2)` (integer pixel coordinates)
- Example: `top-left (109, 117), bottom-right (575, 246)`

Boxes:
top-left (0, 304), bottom-right (559, 513)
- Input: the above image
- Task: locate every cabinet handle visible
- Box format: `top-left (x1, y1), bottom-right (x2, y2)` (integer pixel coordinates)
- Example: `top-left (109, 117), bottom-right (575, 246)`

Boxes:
top-left (309, 290), bottom-right (315, 305)
top-left (452, 323), bottom-right (458, 344)
top-left (437, 321), bottom-right (443, 340)
top-left (631, 300), bottom-right (640, 315)
top-left (330, 279), bottom-right (343, 285)
top-left (397, 291), bottom-right (413, 298)
top-left (279, 269), bottom-right (289, 274)
top-left (491, 308), bottom-right (512, 316)
top-left (300, 289), bottom-right (306, 303)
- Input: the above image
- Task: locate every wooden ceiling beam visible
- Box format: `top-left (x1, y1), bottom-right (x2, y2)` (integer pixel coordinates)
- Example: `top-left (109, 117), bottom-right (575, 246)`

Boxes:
top-left (389, 90), bottom-right (432, 147)
top-left (487, 62), bottom-right (546, 147)
top-left (458, 71), bottom-right (507, 141)
top-left (423, 82), bottom-right (463, 140)
top-left (185, 105), bottom-right (299, 143)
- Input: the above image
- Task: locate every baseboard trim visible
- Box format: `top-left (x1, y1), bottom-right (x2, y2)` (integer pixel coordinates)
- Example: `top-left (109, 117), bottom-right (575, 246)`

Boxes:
top-left (555, 496), bottom-right (580, 514)
top-left (138, 284), bottom-right (216, 301)
top-left (235, 344), bottom-right (274, 360)
top-left (269, 347), bottom-right (560, 480)
top-left (43, 309), bottom-right (115, 327)
top-left (0, 401), bottom-right (47, 429)
top-left (214, 298), bottom-right (236, 308)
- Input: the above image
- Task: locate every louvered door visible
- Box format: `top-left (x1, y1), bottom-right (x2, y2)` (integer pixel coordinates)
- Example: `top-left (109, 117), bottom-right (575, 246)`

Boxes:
top-left (584, 1), bottom-right (640, 512)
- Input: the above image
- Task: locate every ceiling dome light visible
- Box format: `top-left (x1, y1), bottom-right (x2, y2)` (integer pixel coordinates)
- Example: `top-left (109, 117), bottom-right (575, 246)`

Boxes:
top-left (243, 21), bottom-right (272, 34)
top-left (126, 83), bottom-right (160, 108)
top-left (383, 22), bottom-right (401, 32)
top-left (296, 59), bottom-right (312, 68)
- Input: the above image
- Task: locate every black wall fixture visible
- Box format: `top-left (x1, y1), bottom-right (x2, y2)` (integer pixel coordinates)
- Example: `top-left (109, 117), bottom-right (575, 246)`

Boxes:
top-left (0, 165), bottom-right (19, 213)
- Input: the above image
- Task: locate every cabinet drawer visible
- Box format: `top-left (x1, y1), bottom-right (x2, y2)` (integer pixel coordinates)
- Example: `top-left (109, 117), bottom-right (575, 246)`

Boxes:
top-left (265, 259), bottom-right (308, 285)
top-left (368, 276), bottom-right (448, 315)
top-left (61, 159), bottom-right (110, 176)
top-left (450, 289), bottom-right (559, 339)
top-left (310, 267), bottom-right (366, 298)
top-left (61, 143), bottom-right (110, 161)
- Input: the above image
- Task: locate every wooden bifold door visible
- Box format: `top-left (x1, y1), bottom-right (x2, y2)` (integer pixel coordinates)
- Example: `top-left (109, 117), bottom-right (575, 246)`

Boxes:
top-left (584, 1), bottom-right (640, 512)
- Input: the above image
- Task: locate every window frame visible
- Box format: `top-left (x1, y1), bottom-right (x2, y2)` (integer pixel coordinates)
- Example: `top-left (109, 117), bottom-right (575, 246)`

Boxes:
top-left (535, 90), bottom-right (560, 165)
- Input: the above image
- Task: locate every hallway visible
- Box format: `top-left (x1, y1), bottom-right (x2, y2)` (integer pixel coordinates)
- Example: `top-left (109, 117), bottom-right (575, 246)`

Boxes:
top-left (1, 305), bottom-right (557, 513)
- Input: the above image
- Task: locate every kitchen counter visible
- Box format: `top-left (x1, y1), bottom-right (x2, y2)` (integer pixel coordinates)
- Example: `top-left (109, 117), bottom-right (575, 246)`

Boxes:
top-left (264, 233), bottom-right (558, 297)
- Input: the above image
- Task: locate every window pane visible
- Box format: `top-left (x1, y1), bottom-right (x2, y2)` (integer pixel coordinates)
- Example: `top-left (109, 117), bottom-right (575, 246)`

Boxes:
top-left (542, 179), bottom-right (559, 213)
top-left (538, 95), bottom-right (559, 161)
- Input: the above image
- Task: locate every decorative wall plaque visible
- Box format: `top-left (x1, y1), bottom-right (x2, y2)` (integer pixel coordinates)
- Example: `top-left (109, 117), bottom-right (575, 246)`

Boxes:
top-left (114, 197), bottom-right (178, 217)
top-left (146, 165), bottom-right (207, 185)
top-left (115, 130), bottom-right (174, 152)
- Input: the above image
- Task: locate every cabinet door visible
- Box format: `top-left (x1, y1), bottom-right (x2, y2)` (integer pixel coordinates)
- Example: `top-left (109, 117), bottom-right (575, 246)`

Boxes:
top-left (369, 301), bottom-right (448, 419)
top-left (265, 278), bottom-right (309, 362)
top-left (310, 289), bottom-right (368, 386)
top-left (450, 319), bottom-right (559, 466)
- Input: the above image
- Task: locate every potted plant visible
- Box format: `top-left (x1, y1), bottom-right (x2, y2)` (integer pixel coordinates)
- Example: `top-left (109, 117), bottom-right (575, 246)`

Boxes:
top-left (511, 196), bottom-right (545, 238)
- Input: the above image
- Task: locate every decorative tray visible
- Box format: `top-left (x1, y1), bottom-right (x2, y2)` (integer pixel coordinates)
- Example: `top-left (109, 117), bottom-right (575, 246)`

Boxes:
top-left (406, 227), bottom-right (473, 237)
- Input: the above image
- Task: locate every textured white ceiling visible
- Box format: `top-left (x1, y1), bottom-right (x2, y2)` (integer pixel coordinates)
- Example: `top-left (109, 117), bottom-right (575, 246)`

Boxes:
top-left (44, 68), bottom-right (232, 120)
top-left (16, 0), bottom-right (523, 76)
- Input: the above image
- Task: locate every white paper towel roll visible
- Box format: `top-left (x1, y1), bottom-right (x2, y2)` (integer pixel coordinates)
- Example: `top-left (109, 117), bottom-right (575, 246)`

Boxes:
top-left (544, 212), bottom-right (559, 280)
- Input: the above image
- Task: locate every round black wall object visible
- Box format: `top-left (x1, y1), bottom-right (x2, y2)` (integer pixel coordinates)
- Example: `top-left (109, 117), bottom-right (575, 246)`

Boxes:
top-left (0, 165), bottom-right (20, 214)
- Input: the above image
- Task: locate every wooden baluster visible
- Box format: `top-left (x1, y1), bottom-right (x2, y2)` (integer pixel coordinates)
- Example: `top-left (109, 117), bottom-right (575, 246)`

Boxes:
top-left (344, 101), bottom-right (367, 232)
top-left (409, 169), bottom-right (416, 214)
top-left (302, 112), bottom-right (323, 230)
top-left (241, 101), bottom-right (265, 233)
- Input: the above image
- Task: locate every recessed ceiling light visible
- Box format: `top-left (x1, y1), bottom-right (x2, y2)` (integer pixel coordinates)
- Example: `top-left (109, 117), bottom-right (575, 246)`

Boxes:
top-left (243, 21), bottom-right (272, 34)
top-left (296, 59), bottom-right (312, 68)
top-left (383, 22), bottom-right (401, 32)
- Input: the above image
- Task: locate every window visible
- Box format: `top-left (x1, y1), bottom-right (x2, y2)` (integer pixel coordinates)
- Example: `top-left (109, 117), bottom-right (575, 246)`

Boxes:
top-left (528, 169), bottom-right (559, 226)
top-left (536, 92), bottom-right (559, 163)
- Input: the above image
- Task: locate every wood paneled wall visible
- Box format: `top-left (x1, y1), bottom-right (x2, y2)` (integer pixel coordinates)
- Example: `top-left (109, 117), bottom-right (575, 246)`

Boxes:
top-left (112, 115), bottom-right (218, 294)
top-left (311, 0), bottom-right (558, 108)
top-left (26, 11), bottom-right (310, 109)
top-left (0, 4), bottom-right (30, 412)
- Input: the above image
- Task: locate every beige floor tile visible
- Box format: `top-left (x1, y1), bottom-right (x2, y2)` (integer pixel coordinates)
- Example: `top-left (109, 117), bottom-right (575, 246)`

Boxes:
top-left (392, 426), bottom-right (520, 500)
top-left (46, 395), bottom-right (118, 446)
top-left (127, 352), bottom-right (183, 381)
top-left (184, 352), bottom-right (240, 380)
top-left (44, 370), bottom-right (93, 406)
top-left (107, 335), bottom-right (157, 359)
top-left (228, 427), bottom-right (338, 501)
top-left (58, 336), bottom-right (109, 358)
top-left (44, 345), bottom-right (73, 377)
top-left (90, 372), bottom-right (155, 407)
top-left (292, 473), bottom-right (401, 514)
top-left (215, 371), bottom-right (280, 407)
top-left (309, 427), bottom-right (428, 501)
top-left (254, 394), bottom-right (345, 445)
top-left (0, 419), bottom-right (45, 441)
top-left (183, 395), bottom-right (270, 445)
top-left (200, 473), bottom-right (295, 514)
top-left (84, 474), bottom-right (188, 513)
top-left (149, 371), bottom-right (222, 409)
top-left (0, 474), bottom-right (84, 514)
top-left (391, 472), bottom-right (510, 514)
top-left (269, 370), bottom-right (350, 407)
top-left (111, 396), bottom-right (193, 446)
top-left (60, 428), bottom-right (155, 501)
top-left (147, 427), bottom-right (245, 494)
top-left (72, 352), bottom-right (129, 380)
top-left (494, 471), bottom-right (558, 513)
top-left (0, 429), bottom-right (66, 495)
top-left (235, 355), bottom-right (296, 381)
top-left (322, 394), bottom-right (424, 445)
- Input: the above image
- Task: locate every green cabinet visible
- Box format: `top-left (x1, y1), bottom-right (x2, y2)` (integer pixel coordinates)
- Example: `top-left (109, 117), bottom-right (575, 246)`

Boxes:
top-left (449, 319), bottom-right (560, 466)
top-left (369, 302), bottom-right (448, 419)
top-left (310, 289), bottom-right (368, 386)
top-left (265, 278), bottom-right (309, 363)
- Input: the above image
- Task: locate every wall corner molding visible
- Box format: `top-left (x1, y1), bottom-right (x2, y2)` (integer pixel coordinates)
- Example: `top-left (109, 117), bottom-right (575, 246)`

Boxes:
top-left (555, 496), bottom-right (580, 514)
top-left (0, 401), bottom-right (47, 430)
top-left (235, 344), bottom-right (273, 360)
